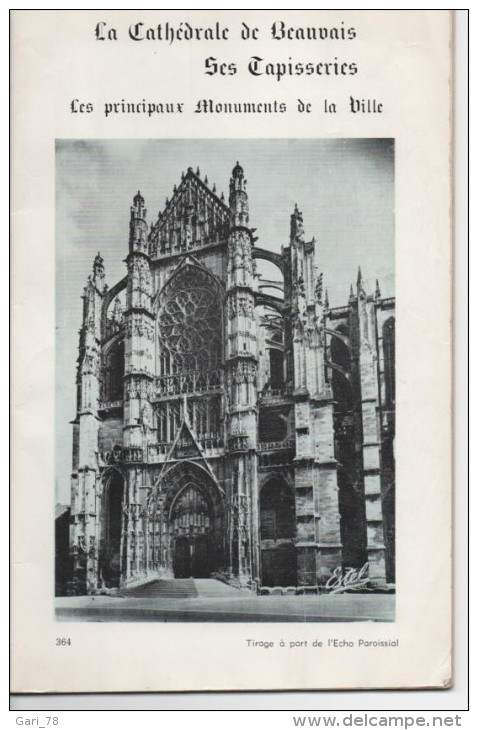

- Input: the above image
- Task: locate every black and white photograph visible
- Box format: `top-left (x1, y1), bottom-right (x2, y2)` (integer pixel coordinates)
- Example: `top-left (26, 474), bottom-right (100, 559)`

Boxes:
top-left (12, 9), bottom-right (458, 703)
top-left (54, 139), bottom-right (395, 623)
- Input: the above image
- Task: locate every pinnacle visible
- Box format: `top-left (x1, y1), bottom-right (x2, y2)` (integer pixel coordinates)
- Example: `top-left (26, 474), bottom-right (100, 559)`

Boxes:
top-left (232, 161), bottom-right (244, 178)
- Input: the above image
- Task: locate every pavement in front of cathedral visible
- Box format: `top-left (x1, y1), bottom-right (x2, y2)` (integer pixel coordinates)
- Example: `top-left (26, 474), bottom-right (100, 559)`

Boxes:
top-left (56, 579), bottom-right (395, 622)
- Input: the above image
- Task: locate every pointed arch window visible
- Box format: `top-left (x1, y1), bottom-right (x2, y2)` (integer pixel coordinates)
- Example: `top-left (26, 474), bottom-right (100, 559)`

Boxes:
top-left (103, 339), bottom-right (124, 402)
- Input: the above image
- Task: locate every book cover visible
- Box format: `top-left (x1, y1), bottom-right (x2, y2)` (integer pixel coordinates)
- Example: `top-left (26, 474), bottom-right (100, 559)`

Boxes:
top-left (11, 9), bottom-right (453, 693)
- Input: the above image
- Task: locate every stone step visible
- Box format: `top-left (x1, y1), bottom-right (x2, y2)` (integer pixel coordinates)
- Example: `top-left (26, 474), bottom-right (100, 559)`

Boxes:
top-left (120, 578), bottom-right (242, 599)
top-left (193, 579), bottom-right (242, 597)
top-left (121, 578), bottom-right (198, 599)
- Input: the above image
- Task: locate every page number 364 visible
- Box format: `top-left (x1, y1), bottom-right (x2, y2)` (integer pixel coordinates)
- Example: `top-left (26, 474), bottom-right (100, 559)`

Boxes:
top-left (55, 638), bottom-right (71, 646)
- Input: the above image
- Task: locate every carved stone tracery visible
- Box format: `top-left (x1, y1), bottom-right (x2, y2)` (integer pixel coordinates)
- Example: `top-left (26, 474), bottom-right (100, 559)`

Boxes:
top-left (157, 267), bottom-right (222, 378)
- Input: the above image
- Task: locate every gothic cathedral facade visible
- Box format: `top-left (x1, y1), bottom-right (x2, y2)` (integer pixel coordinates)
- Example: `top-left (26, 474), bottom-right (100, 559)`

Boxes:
top-left (69, 162), bottom-right (395, 594)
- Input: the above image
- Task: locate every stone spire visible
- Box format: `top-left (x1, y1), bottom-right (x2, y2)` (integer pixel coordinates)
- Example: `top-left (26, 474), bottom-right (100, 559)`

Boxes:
top-left (357, 265), bottom-right (363, 290)
top-left (90, 252), bottom-right (106, 292)
top-left (229, 161), bottom-right (249, 227)
top-left (290, 204), bottom-right (304, 243)
top-left (130, 190), bottom-right (148, 255)
top-left (231, 160), bottom-right (243, 178)
top-left (133, 190), bottom-right (145, 210)
top-left (93, 251), bottom-right (104, 276)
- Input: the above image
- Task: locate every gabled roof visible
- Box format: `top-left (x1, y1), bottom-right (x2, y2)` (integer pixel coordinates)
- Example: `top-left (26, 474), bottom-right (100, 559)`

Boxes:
top-left (161, 167), bottom-right (229, 221)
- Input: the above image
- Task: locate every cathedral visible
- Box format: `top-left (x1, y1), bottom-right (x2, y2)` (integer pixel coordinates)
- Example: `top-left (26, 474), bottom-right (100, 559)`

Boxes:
top-left (68, 161), bottom-right (395, 595)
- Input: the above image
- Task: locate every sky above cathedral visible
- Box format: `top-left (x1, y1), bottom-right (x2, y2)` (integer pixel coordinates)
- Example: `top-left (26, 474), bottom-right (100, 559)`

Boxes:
top-left (55, 138), bottom-right (394, 501)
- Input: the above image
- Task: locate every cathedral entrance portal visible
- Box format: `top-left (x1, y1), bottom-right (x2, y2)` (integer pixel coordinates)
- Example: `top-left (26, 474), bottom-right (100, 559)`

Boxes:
top-left (173, 535), bottom-right (210, 578)
top-left (169, 482), bottom-right (217, 579)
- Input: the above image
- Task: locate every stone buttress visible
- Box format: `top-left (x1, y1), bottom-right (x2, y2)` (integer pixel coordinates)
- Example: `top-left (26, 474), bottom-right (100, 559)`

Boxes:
top-left (356, 269), bottom-right (387, 586)
top-left (122, 192), bottom-right (155, 586)
top-left (284, 206), bottom-right (342, 587)
top-left (225, 163), bottom-right (259, 586)
top-left (70, 254), bottom-right (106, 592)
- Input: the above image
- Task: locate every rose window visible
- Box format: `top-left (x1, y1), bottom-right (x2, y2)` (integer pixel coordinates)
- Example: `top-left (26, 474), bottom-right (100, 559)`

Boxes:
top-left (158, 287), bottom-right (222, 376)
